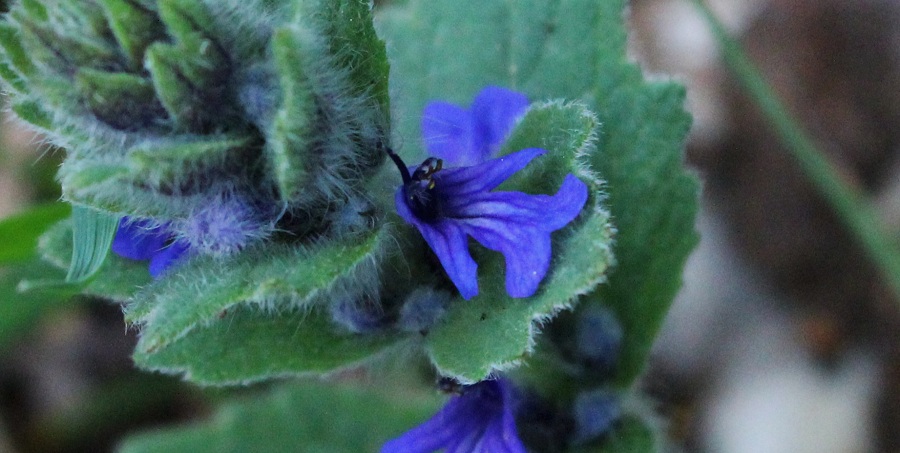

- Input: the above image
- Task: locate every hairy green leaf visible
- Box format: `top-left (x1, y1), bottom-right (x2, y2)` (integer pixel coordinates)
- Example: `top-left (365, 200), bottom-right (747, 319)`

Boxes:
top-left (10, 99), bottom-right (53, 130)
top-left (268, 26), bottom-right (316, 201)
top-left (12, 12), bottom-right (119, 74)
top-left (98, 0), bottom-right (166, 69)
top-left (313, 0), bottom-right (391, 120)
top-left (74, 68), bottom-right (167, 130)
top-left (129, 225), bottom-right (392, 356)
top-left (133, 306), bottom-right (406, 385)
top-left (0, 22), bottom-right (36, 78)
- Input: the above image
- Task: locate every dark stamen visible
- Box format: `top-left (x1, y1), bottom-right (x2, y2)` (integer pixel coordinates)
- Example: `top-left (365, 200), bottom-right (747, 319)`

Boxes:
top-left (383, 144), bottom-right (412, 184)
top-left (379, 141), bottom-right (445, 220)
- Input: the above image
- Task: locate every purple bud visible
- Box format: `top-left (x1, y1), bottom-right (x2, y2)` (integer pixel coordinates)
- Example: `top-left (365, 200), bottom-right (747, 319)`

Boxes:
top-left (575, 306), bottom-right (623, 374)
top-left (396, 287), bottom-right (451, 333)
top-left (329, 297), bottom-right (386, 334)
top-left (177, 194), bottom-right (271, 256)
top-left (572, 389), bottom-right (620, 443)
top-left (237, 64), bottom-right (279, 127)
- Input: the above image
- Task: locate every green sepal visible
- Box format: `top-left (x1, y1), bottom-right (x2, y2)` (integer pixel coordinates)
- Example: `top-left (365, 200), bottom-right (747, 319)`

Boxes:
top-left (422, 102), bottom-right (614, 383)
top-left (59, 1), bottom-right (111, 38)
top-left (12, 13), bottom-right (119, 74)
top-left (127, 224), bottom-right (392, 355)
top-left (74, 68), bottom-right (168, 130)
top-left (145, 42), bottom-right (224, 132)
top-left (0, 60), bottom-right (27, 93)
top-left (146, 0), bottom-right (230, 132)
top-left (0, 22), bottom-right (36, 78)
top-left (155, 0), bottom-right (228, 89)
top-left (312, 0), bottom-right (391, 121)
top-left (157, 0), bottom-right (217, 46)
top-left (127, 135), bottom-right (257, 190)
top-left (133, 306), bottom-right (405, 385)
top-left (117, 381), bottom-right (442, 452)
top-left (58, 158), bottom-right (204, 220)
top-left (11, 99), bottom-right (53, 130)
top-left (18, 0), bottom-right (48, 22)
top-left (65, 206), bottom-right (120, 283)
top-left (268, 26), bottom-right (316, 202)
top-left (98, 0), bottom-right (166, 70)
top-left (37, 219), bottom-right (152, 302)
top-left (59, 135), bottom-right (258, 218)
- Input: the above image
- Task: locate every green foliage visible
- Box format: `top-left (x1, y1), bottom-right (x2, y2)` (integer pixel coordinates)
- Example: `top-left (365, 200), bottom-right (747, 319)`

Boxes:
top-left (594, 416), bottom-right (662, 453)
top-left (586, 417), bottom-right (658, 453)
top-left (6, 0), bottom-right (697, 450)
top-left (0, 202), bottom-right (69, 264)
top-left (117, 380), bottom-right (442, 453)
top-left (378, 0), bottom-right (699, 387)
top-left (0, 262), bottom-right (70, 352)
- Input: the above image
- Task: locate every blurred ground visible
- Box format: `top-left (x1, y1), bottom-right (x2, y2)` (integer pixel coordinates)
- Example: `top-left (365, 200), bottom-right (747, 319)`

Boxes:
top-left (631, 0), bottom-right (900, 451)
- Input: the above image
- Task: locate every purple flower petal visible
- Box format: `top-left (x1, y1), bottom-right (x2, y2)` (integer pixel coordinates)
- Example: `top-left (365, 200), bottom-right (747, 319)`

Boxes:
top-left (438, 148), bottom-right (544, 197)
top-left (382, 379), bottom-right (525, 453)
top-left (422, 86), bottom-right (529, 168)
top-left (396, 189), bottom-right (479, 300)
top-left (112, 218), bottom-right (168, 261)
top-left (402, 86), bottom-right (587, 300)
top-left (422, 102), bottom-right (475, 166)
top-left (148, 240), bottom-right (190, 278)
top-left (453, 175), bottom-right (588, 298)
top-left (469, 86), bottom-right (529, 158)
top-left (479, 417), bottom-right (526, 453)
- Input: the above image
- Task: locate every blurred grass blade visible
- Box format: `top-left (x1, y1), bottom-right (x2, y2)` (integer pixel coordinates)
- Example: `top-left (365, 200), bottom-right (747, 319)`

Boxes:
top-left (691, 0), bottom-right (900, 300)
top-left (0, 202), bottom-right (71, 264)
top-left (66, 206), bottom-right (119, 283)
top-left (0, 262), bottom-right (71, 352)
top-left (17, 277), bottom-right (85, 296)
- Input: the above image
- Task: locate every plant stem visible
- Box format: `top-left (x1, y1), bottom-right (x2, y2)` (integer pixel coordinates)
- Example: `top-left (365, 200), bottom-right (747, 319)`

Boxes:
top-left (691, 0), bottom-right (900, 300)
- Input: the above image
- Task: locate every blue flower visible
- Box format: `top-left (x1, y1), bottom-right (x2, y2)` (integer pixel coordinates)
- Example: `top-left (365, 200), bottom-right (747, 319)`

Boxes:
top-left (392, 87), bottom-right (588, 299)
top-left (381, 378), bottom-right (526, 453)
top-left (112, 218), bottom-right (189, 278)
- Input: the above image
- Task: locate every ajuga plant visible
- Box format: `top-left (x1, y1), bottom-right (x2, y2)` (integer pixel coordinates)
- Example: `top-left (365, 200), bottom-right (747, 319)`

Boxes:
top-left (0, 0), bottom-right (699, 451)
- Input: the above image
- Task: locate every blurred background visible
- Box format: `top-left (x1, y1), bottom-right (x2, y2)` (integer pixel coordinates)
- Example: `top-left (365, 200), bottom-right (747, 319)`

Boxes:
top-left (0, 0), bottom-right (898, 451)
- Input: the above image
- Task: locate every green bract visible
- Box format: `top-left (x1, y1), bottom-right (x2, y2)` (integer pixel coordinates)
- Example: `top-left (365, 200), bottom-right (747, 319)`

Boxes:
top-left (1, 0), bottom-right (400, 381)
top-left (0, 0), bottom-right (388, 223)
